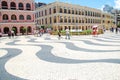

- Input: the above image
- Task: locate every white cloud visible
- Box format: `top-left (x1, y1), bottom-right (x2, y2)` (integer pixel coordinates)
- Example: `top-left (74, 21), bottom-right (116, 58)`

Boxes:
top-left (114, 0), bottom-right (120, 9)
top-left (100, 5), bottom-right (105, 11)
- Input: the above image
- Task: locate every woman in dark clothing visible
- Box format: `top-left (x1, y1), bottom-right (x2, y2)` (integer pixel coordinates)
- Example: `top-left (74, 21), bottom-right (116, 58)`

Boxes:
top-left (115, 27), bottom-right (118, 34)
top-left (8, 31), bottom-right (11, 38)
top-left (58, 31), bottom-right (61, 40)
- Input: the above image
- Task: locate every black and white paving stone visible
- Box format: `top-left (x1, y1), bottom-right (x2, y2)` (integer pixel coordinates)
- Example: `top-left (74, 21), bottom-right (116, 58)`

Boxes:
top-left (0, 32), bottom-right (120, 80)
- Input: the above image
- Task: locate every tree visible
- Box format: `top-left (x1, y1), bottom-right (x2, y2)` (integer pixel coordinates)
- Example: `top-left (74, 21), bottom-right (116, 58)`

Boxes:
top-left (22, 27), bottom-right (27, 35)
top-left (103, 5), bottom-right (114, 13)
top-left (12, 27), bottom-right (17, 36)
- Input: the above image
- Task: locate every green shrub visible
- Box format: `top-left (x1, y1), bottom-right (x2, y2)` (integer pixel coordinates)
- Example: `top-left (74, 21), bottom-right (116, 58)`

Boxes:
top-left (50, 29), bottom-right (105, 35)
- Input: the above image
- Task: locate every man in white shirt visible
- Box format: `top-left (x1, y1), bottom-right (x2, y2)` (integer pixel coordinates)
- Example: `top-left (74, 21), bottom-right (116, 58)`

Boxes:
top-left (65, 29), bottom-right (70, 39)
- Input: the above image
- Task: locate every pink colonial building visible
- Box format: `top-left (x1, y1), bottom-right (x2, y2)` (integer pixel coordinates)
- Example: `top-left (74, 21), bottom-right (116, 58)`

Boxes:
top-left (0, 0), bottom-right (35, 35)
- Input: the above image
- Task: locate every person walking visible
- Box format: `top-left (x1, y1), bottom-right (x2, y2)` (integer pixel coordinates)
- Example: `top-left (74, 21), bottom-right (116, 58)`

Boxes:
top-left (110, 27), bottom-right (114, 32)
top-left (65, 29), bottom-right (70, 39)
top-left (11, 30), bottom-right (15, 38)
top-left (58, 31), bottom-right (61, 40)
top-left (92, 27), bottom-right (98, 37)
top-left (115, 27), bottom-right (118, 34)
top-left (8, 31), bottom-right (11, 39)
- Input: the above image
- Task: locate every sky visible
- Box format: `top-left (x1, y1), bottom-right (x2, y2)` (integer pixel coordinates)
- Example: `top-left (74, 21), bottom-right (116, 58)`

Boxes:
top-left (35, 0), bottom-right (120, 10)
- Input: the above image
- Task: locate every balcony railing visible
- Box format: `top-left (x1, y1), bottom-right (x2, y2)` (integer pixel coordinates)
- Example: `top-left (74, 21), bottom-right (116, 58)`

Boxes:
top-left (19, 7), bottom-right (24, 10)
top-left (10, 7), bottom-right (16, 10)
top-left (1, 20), bottom-right (34, 23)
top-left (2, 6), bottom-right (8, 9)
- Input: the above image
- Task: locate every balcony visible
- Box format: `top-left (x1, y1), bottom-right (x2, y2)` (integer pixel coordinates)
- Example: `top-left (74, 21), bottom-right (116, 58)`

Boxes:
top-left (1, 20), bottom-right (34, 23)
top-left (2, 6), bottom-right (8, 9)
top-left (26, 8), bottom-right (31, 10)
top-left (10, 7), bottom-right (16, 10)
top-left (2, 20), bottom-right (9, 23)
top-left (19, 7), bottom-right (24, 10)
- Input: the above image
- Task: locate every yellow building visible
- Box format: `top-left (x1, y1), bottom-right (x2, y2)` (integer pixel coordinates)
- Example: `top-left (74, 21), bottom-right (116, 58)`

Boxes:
top-left (35, 1), bottom-right (115, 31)
top-left (101, 12), bottom-right (115, 30)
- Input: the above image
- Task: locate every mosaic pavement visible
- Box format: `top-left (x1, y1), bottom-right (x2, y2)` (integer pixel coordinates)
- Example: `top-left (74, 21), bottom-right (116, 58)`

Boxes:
top-left (0, 32), bottom-right (120, 80)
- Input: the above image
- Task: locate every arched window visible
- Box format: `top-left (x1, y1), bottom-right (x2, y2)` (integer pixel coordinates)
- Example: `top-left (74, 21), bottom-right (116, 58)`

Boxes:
top-left (85, 11), bottom-right (87, 16)
top-left (76, 18), bottom-right (78, 23)
top-left (45, 10), bottom-right (47, 15)
top-left (88, 11), bottom-right (90, 16)
top-left (68, 9), bottom-right (71, 14)
top-left (60, 17), bottom-right (63, 23)
top-left (3, 14), bottom-right (9, 20)
top-left (72, 10), bottom-right (74, 14)
top-left (26, 3), bottom-right (31, 10)
top-left (85, 18), bottom-right (88, 23)
top-left (75, 10), bottom-right (78, 15)
top-left (2, 1), bottom-right (8, 9)
top-left (10, 2), bottom-right (16, 10)
top-left (79, 18), bottom-right (81, 23)
top-left (82, 11), bottom-right (84, 15)
top-left (53, 7), bottom-right (56, 13)
top-left (82, 19), bottom-right (84, 23)
top-left (88, 19), bottom-right (90, 23)
top-left (60, 8), bottom-right (62, 13)
top-left (68, 17), bottom-right (71, 23)
top-left (79, 11), bottom-right (81, 15)
top-left (27, 15), bottom-right (31, 20)
top-left (64, 17), bottom-right (67, 23)
top-left (49, 8), bottom-right (51, 14)
top-left (19, 15), bottom-right (24, 20)
top-left (64, 8), bottom-right (67, 13)
top-left (72, 17), bottom-right (74, 23)
top-left (50, 17), bottom-right (52, 23)
top-left (19, 3), bottom-right (24, 10)
top-left (54, 16), bottom-right (56, 23)
top-left (11, 15), bottom-right (17, 20)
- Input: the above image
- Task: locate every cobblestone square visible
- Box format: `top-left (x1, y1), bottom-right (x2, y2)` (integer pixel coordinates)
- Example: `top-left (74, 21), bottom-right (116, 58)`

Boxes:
top-left (0, 31), bottom-right (120, 80)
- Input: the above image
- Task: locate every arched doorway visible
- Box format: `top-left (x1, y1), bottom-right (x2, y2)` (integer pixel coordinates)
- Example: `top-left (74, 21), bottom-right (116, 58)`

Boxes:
top-left (4, 27), bottom-right (9, 34)
top-left (27, 26), bottom-right (32, 33)
top-left (68, 26), bottom-right (71, 30)
top-left (65, 26), bottom-right (67, 30)
top-left (85, 26), bottom-right (88, 30)
top-left (20, 26), bottom-right (26, 35)
top-left (0, 28), bottom-right (1, 32)
top-left (20, 26), bottom-right (24, 34)
top-left (12, 26), bottom-right (17, 35)
top-left (82, 26), bottom-right (84, 30)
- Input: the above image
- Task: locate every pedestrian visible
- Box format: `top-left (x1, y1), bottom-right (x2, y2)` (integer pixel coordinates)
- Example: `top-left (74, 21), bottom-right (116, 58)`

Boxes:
top-left (92, 27), bottom-right (97, 37)
top-left (8, 31), bottom-right (11, 39)
top-left (65, 29), bottom-right (70, 39)
top-left (11, 30), bottom-right (14, 38)
top-left (118, 27), bottom-right (120, 33)
top-left (115, 27), bottom-right (118, 34)
top-left (111, 27), bottom-right (114, 32)
top-left (58, 31), bottom-right (61, 40)
top-left (39, 29), bottom-right (42, 37)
